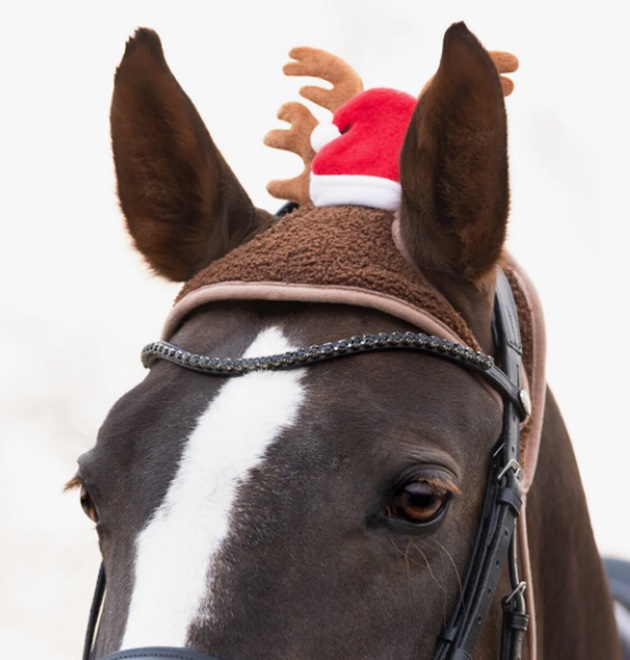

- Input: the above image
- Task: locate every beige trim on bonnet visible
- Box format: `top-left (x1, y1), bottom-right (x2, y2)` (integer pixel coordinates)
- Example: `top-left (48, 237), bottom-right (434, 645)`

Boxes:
top-left (164, 281), bottom-right (467, 343)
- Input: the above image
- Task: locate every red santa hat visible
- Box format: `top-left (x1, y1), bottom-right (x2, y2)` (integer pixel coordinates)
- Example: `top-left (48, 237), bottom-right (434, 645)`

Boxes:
top-left (309, 88), bottom-right (417, 211)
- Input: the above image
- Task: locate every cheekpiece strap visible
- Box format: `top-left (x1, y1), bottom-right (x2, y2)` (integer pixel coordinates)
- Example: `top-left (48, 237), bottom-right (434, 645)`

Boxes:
top-left (432, 270), bottom-right (528, 660)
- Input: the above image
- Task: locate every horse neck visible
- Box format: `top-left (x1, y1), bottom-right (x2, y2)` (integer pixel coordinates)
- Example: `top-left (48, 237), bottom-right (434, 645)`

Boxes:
top-left (525, 388), bottom-right (620, 659)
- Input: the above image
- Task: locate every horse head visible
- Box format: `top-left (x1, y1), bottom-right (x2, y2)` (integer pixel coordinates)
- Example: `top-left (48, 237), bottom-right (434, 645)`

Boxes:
top-left (71, 22), bottom-right (621, 660)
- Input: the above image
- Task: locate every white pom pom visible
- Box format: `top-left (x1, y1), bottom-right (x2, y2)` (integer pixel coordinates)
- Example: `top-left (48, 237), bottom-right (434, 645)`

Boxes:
top-left (310, 122), bottom-right (342, 153)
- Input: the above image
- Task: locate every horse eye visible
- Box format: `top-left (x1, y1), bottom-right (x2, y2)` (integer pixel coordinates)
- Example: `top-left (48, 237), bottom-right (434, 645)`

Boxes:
top-left (386, 481), bottom-right (451, 525)
top-left (80, 485), bottom-right (99, 523)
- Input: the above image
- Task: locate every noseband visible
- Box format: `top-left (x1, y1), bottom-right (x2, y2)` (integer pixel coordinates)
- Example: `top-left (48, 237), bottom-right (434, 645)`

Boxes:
top-left (84, 270), bottom-right (529, 660)
top-left (100, 649), bottom-right (219, 660)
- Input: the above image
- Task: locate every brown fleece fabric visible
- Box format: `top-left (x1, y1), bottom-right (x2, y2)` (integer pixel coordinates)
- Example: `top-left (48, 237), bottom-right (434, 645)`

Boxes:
top-left (178, 205), bottom-right (479, 349)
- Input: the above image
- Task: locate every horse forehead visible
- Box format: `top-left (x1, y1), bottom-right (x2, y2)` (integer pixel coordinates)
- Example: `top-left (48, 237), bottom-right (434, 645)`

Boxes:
top-left (102, 303), bottom-right (501, 451)
top-left (90, 304), bottom-right (501, 506)
top-left (156, 303), bottom-right (502, 448)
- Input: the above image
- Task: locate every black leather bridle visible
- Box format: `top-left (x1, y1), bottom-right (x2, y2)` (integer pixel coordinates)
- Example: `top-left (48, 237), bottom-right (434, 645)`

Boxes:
top-left (83, 269), bottom-right (530, 660)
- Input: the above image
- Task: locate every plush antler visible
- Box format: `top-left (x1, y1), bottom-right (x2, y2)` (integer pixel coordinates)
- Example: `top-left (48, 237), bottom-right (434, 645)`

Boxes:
top-left (265, 48), bottom-right (364, 205)
top-left (264, 102), bottom-right (318, 204)
top-left (285, 47), bottom-right (364, 112)
top-left (419, 50), bottom-right (519, 98)
top-left (489, 51), bottom-right (519, 96)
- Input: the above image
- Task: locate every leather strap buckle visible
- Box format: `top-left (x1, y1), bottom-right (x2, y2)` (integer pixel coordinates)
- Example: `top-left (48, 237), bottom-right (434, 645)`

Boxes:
top-left (504, 581), bottom-right (527, 606)
top-left (497, 459), bottom-right (523, 483)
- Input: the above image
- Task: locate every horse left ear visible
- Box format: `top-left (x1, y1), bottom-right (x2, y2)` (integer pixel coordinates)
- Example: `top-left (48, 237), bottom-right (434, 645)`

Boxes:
top-left (399, 23), bottom-right (508, 340)
top-left (110, 29), bottom-right (273, 281)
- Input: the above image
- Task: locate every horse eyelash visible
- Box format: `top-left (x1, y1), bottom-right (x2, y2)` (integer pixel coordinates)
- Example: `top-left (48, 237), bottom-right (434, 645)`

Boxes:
top-left (64, 475), bottom-right (83, 492)
top-left (413, 476), bottom-right (462, 497)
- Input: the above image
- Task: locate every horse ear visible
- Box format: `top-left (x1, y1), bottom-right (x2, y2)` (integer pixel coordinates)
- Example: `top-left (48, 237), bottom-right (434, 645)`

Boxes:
top-left (399, 22), bottom-right (508, 306)
top-left (111, 29), bottom-right (272, 281)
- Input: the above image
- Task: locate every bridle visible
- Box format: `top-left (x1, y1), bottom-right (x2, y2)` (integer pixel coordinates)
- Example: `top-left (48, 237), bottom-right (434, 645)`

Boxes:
top-left (83, 269), bottom-right (530, 660)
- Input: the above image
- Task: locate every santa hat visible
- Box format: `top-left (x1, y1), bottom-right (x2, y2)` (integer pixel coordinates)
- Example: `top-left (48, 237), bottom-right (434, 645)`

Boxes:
top-left (309, 88), bottom-right (417, 211)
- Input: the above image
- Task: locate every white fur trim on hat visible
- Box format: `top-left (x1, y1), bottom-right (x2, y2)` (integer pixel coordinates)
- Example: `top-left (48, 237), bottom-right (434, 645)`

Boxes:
top-left (310, 122), bottom-right (342, 153)
top-left (310, 174), bottom-right (401, 211)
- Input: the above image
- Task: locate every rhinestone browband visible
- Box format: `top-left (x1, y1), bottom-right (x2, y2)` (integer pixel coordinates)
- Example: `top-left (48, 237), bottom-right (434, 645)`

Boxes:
top-left (141, 331), bottom-right (495, 375)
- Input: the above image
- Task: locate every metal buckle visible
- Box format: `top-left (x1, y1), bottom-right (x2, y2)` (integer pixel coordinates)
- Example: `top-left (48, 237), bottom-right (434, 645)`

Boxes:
top-left (497, 458), bottom-right (523, 483)
top-left (504, 581), bottom-right (527, 606)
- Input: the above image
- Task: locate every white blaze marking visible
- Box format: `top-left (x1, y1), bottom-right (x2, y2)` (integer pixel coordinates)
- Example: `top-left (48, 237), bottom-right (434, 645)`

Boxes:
top-left (122, 327), bottom-right (305, 649)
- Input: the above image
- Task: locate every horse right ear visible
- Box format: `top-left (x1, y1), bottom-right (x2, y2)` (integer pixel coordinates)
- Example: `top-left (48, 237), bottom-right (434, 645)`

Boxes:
top-left (399, 22), bottom-right (509, 292)
top-left (111, 29), bottom-right (272, 281)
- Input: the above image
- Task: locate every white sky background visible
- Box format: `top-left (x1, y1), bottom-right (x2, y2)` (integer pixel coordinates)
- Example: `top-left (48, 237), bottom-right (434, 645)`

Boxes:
top-left (1, 1), bottom-right (628, 657)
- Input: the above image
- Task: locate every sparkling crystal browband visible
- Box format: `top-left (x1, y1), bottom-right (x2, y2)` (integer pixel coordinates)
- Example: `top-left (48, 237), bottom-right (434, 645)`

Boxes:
top-left (141, 331), bottom-right (495, 375)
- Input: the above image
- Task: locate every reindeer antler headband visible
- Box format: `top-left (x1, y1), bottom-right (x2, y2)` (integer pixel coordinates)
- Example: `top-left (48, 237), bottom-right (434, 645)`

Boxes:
top-left (265, 47), bottom-right (518, 207)
top-left (264, 48), bottom-right (364, 205)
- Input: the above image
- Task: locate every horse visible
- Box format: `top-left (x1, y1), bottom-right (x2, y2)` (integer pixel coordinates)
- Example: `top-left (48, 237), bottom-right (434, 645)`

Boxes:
top-left (68, 22), bottom-right (625, 659)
